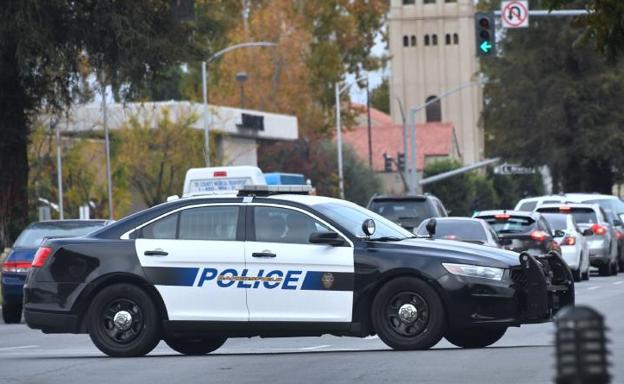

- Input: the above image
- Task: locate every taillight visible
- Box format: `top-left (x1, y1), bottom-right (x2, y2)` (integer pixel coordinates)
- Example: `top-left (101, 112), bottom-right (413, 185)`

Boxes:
top-left (562, 236), bottom-right (576, 246)
top-left (495, 213), bottom-right (510, 220)
top-left (530, 230), bottom-right (546, 242)
top-left (32, 247), bottom-right (53, 268)
top-left (591, 224), bottom-right (607, 236)
top-left (617, 230), bottom-right (623, 240)
top-left (1, 261), bottom-right (32, 273)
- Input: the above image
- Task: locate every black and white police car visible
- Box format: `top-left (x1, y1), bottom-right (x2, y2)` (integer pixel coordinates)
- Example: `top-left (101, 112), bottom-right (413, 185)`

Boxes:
top-left (24, 185), bottom-right (574, 357)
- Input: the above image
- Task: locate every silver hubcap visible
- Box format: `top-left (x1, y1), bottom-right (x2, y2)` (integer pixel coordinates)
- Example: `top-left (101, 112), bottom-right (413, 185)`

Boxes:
top-left (113, 310), bottom-right (133, 331)
top-left (398, 303), bottom-right (418, 323)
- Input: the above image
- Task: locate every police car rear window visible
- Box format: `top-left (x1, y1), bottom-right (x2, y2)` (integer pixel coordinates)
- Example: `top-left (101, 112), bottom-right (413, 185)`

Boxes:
top-left (140, 206), bottom-right (239, 241)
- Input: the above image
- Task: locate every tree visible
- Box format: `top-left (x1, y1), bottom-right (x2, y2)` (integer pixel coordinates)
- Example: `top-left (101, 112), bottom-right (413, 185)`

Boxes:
top-left (544, 0), bottom-right (624, 61)
top-left (481, 18), bottom-right (624, 193)
top-left (0, 1), bottom-right (190, 245)
top-left (115, 108), bottom-right (205, 207)
top-left (370, 77), bottom-right (390, 114)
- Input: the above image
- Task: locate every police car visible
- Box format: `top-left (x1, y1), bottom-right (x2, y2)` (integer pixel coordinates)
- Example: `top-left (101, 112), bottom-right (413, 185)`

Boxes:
top-left (23, 186), bottom-right (574, 357)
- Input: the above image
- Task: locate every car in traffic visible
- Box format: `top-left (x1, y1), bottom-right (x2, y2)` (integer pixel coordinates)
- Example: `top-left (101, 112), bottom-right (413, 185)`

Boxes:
top-left (472, 210), bottom-right (562, 257)
top-left (604, 209), bottom-right (624, 272)
top-left (536, 204), bottom-right (618, 276)
top-left (564, 193), bottom-right (624, 219)
top-left (540, 212), bottom-right (590, 282)
top-left (367, 194), bottom-right (448, 232)
top-left (514, 195), bottom-right (567, 212)
top-left (24, 186), bottom-right (573, 357)
top-left (1, 219), bottom-right (111, 323)
top-left (415, 217), bottom-right (501, 248)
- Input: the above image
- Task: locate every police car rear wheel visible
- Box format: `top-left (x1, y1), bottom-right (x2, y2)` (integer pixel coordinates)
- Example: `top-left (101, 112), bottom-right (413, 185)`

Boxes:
top-left (2, 301), bottom-right (22, 324)
top-left (87, 284), bottom-right (161, 357)
top-left (164, 336), bottom-right (227, 355)
top-left (444, 326), bottom-right (507, 348)
top-left (371, 277), bottom-right (445, 350)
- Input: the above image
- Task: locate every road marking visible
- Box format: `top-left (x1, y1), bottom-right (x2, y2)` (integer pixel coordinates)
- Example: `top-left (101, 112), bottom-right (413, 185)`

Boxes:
top-left (0, 345), bottom-right (38, 352)
top-left (613, 281), bottom-right (623, 285)
top-left (587, 286), bottom-right (600, 290)
top-left (298, 345), bottom-right (331, 351)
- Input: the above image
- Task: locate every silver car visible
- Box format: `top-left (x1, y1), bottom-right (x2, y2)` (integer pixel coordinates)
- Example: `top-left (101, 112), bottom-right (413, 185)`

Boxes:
top-left (541, 212), bottom-right (590, 282)
top-left (536, 203), bottom-right (618, 276)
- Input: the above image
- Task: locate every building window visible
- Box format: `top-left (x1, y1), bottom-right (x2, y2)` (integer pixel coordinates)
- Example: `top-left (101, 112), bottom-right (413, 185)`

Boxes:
top-left (424, 0), bottom-right (436, 3)
top-left (403, 35), bottom-right (409, 47)
top-left (453, 33), bottom-right (459, 44)
top-left (432, 34), bottom-right (438, 46)
top-left (445, 0), bottom-right (457, 2)
top-left (411, 35), bottom-right (416, 46)
top-left (445, 34), bottom-right (451, 45)
top-left (424, 34), bottom-right (430, 46)
top-left (402, 0), bottom-right (415, 4)
top-left (425, 95), bottom-right (442, 122)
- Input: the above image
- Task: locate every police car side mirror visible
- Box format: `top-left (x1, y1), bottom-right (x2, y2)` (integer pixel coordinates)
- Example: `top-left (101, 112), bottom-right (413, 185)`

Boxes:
top-left (582, 228), bottom-right (594, 236)
top-left (362, 219), bottom-right (376, 238)
top-left (309, 231), bottom-right (346, 246)
top-left (426, 219), bottom-right (436, 237)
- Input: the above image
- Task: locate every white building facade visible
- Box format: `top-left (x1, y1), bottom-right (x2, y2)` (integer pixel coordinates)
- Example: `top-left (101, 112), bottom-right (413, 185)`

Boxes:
top-left (389, 0), bottom-right (483, 165)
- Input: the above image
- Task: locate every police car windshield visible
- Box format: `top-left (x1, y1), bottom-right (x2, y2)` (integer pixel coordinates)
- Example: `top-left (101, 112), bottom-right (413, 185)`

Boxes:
top-left (314, 202), bottom-right (414, 240)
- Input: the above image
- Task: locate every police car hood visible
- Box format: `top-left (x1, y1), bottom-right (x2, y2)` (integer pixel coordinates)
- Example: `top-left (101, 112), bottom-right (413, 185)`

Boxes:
top-left (397, 238), bottom-right (521, 267)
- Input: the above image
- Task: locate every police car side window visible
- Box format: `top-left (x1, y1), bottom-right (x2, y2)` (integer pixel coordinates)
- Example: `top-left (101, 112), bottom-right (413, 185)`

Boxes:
top-left (141, 213), bottom-right (178, 239)
top-left (254, 206), bottom-right (329, 244)
top-left (179, 206), bottom-right (239, 241)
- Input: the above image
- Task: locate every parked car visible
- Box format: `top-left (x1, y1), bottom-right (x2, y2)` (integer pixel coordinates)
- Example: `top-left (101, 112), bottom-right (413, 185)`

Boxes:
top-left (604, 209), bottom-right (624, 272)
top-left (367, 194), bottom-right (448, 232)
top-left (1, 220), bottom-right (110, 323)
top-left (540, 212), bottom-right (590, 282)
top-left (472, 210), bottom-right (562, 257)
top-left (536, 204), bottom-right (619, 276)
top-left (415, 217), bottom-right (501, 248)
top-left (514, 195), bottom-right (568, 212)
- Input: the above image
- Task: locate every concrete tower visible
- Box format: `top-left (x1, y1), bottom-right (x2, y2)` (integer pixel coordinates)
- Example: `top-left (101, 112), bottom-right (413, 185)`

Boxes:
top-left (389, 0), bottom-right (483, 165)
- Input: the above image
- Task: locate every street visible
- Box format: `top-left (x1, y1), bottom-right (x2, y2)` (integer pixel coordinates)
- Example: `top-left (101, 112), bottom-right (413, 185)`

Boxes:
top-left (0, 273), bottom-right (622, 384)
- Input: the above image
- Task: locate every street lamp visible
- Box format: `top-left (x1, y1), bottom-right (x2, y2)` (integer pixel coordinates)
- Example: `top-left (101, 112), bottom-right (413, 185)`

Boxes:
top-left (335, 74), bottom-right (369, 199)
top-left (201, 41), bottom-right (277, 166)
top-left (405, 79), bottom-right (483, 194)
top-left (235, 71), bottom-right (249, 109)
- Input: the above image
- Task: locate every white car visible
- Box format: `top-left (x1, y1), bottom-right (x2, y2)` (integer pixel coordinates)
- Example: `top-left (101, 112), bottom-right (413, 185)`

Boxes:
top-left (540, 212), bottom-right (590, 281)
top-left (514, 195), bottom-right (568, 212)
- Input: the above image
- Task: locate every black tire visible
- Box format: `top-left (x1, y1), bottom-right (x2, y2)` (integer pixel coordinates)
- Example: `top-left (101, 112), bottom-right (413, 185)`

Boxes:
top-left (164, 336), bottom-right (227, 355)
top-left (599, 263), bottom-right (610, 276)
top-left (619, 259), bottom-right (624, 274)
top-left (445, 326), bottom-right (507, 348)
top-left (371, 277), bottom-right (445, 350)
top-left (582, 268), bottom-right (590, 281)
top-left (87, 284), bottom-right (161, 357)
top-left (612, 261), bottom-right (620, 276)
top-left (1, 301), bottom-right (22, 324)
top-left (571, 268), bottom-right (582, 282)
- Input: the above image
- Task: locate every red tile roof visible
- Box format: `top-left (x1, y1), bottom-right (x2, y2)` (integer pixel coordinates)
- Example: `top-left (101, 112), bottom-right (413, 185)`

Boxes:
top-left (341, 106), bottom-right (456, 171)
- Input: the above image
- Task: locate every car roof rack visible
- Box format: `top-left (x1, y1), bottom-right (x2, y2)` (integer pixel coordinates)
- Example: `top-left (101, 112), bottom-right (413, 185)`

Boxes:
top-left (237, 185), bottom-right (312, 197)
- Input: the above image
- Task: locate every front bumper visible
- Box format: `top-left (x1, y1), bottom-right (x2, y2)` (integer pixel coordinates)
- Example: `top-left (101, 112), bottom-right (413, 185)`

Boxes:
top-left (441, 253), bottom-right (574, 329)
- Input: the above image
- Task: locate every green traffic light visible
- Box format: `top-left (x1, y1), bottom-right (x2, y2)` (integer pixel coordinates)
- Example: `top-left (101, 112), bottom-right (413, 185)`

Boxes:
top-left (480, 41), bottom-right (492, 53)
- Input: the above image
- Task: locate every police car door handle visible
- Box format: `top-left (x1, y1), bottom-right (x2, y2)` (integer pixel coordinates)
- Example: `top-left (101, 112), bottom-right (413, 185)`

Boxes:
top-left (251, 252), bottom-right (276, 258)
top-left (144, 249), bottom-right (168, 256)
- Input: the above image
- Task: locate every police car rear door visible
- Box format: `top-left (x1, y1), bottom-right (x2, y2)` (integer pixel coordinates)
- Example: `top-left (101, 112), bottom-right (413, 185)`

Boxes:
top-left (134, 204), bottom-right (248, 321)
top-left (245, 204), bottom-right (354, 322)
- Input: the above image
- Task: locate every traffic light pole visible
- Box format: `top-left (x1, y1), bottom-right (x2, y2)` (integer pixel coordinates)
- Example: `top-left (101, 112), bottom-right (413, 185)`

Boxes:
top-left (493, 9), bottom-right (589, 17)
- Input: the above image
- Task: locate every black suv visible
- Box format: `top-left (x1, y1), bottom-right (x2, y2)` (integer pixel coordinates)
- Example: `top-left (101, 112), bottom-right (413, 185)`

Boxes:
top-left (367, 194), bottom-right (448, 232)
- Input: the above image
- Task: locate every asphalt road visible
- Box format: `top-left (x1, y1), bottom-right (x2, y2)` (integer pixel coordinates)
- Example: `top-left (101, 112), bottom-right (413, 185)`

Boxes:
top-left (1, 273), bottom-right (622, 384)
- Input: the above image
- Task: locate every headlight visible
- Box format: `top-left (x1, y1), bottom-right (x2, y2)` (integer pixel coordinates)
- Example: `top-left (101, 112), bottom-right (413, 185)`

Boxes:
top-left (442, 263), bottom-right (504, 281)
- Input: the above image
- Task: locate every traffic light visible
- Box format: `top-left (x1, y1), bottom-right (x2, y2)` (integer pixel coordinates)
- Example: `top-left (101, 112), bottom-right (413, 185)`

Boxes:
top-left (397, 152), bottom-right (406, 172)
top-left (383, 154), bottom-right (393, 173)
top-left (475, 12), bottom-right (496, 57)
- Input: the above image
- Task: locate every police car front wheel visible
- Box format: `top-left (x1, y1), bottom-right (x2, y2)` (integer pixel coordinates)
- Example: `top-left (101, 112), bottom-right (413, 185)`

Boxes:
top-left (87, 283), bottom-right (161, 357)
top-left (371, 277), bottom-right (446, 350)
top-left (164, 336), bottom-right (227, 355)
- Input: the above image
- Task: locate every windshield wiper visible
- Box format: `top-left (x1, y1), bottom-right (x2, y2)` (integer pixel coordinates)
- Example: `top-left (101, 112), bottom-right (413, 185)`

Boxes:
top-left (369, 236), bottom-right (406, 242)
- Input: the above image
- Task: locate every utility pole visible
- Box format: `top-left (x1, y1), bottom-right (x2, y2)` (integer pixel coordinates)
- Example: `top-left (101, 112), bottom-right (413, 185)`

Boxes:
top-left (366, 80), bottom-right (372, 169)
top-left (102, 82), bottom-right (113, 220)
top-left (55, 117), bottom-right (64, 220)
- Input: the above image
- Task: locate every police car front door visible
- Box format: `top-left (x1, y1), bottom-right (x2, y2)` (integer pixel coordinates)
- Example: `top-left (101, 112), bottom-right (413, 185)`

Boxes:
top-left (134, 205), bottom-right (248, 321)
top-left (245, 205), bottom-right (354, 322)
